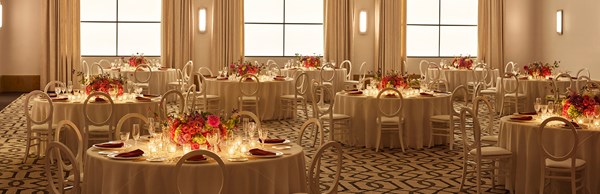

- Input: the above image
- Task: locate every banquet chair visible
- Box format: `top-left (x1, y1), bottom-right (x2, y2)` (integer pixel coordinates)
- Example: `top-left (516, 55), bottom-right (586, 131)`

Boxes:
top-left (538, 117), bottom-right (587, 194)
top-left (90, 62), bottom-right (104, 75)
top-left (458, 107), bottom-right (513, 194)
top-left (575, 75), bottom-right (591, 93)
top-left (238, 74), bottom-right (261, 120)
top-left (44, 80), bottom-right (66, 94)
top-left (159, 90), bottom-right (186, 120)
top-left (198, 67), bottom-right (214, 77)
top-left (45, 142), bottom-right (81, 194)
top-left (115, 113), bottom-right (150, 139)
top-left (504, 61), bottom-right (517, 74)
top-left (54, 120), bottom-right (84, 186)
top-left (232, 111), bottom-right (261, 130)
top-left (429, 85), bottom-right (469, 150)
top-left (310, 84), bottom-right (352, 144)
top-left (81, 60), bottom-right (90, 80)
top-left (358, 77), bottom-right (374, 90)
top-left (83, 92), bottom-right (115, 149)
top-left (480, 67), bottom-right (499, 101)
top-left (168, 61), bottom-right (194, 91)
top-left (133, 64), bottom-right (152, 92)
top-left (188, 73), bottom-right (220, 113)
top-left (267, 61), bottom-right (282, 76)
top-left (499, 73), bottom-right (527, 116)
top-left (280, 72), bottom-right (309, 120)
top-left (98, 59), bottom-right (111, 68)
top-left (23, 90), bottom-right (55, 163)
top-left (576, 68), bottom-right (590, 80)
top-left (419, 60), bottom-right (430, 79)
top-left (175, 150), bottom-right (226, 194)
top-left (468, 64), bottom-right (488, 95)
top-left (339, 60), bottom-right (357, 89)
top-left (183, 84), bottom-right (197, 113)
top-left (428, 63), bottom-right (449, 92)
top-left (300, 141), bottom-right (343, 194)
top-left (320, 63), bottom-right (336, 90)
top-left (297, 118), bottom-right (324, 148)
top-left (375, 88), bottom-right (405, 152)
top-left (548, 73), bottom-right (574, 103)
top-left (473, 96), bottom-right (498, 146)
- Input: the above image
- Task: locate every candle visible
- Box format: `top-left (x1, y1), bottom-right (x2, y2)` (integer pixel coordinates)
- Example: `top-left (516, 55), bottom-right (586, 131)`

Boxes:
top-left (168, 144), bottom-right (177, 153)
top-left (183, 144), bottom-right (191, 154)
top-left (240, 144), bottom-right (248, 154)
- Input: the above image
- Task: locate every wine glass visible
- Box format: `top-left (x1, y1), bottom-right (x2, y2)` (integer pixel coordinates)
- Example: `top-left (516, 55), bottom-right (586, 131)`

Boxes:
top-left (147, 118), bottom-right (156, 138)
top-left (258, 128), bottom-right (268, 148)
top-left (135, 86), bottom-right (143, 96)
top-left (242, 118), bottom-right (249, 139)
top-left (120, 131), bottom-right (130, 144)
top-left (247, 122), bottom-right (256, 140)
top-left (534, 98), bottom-right (542, 116)
top-left (127, 81), bottom-right (134, 94)
top-left (206, 133), bottom-right (219, 152)
top-left (132, 124), bottom-right (140, 146)
top-left (540, 105), bottom-right (548, 118)
top-left (55, 87), bottom-right (62, 96)
top-left (547, 101), bottom-right (555, 116)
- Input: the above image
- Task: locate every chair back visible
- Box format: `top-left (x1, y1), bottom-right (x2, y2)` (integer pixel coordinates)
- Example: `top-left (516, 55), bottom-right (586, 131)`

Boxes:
top-left (44, 81), bottom-right (66, 93)
top-left (83, 92), bottom-right (115, 128)
top-left (458, 107), bottom-right (482, 164)
top-left (198, 67), bottom-right (213, 77)
top-left (54, 120), bottom-right (83, 172)
top-left (182, 61), bottom-right (194, 83)
top-left (576, 68), bottom-right (591, 80)
top-left (175, 150), bottom-right (226, 194)
top-left (134, 64), bottom-right (152, 83)
top-left (308, 141), bottom-right (343, 194)
top-left (45, 142), bottom-right (80, 194)
top-left (310, 84), bottom-right (334, 119)
top-left (576, 75), bottom-right (591, 93)
top-left (98, 59), bottom-right (111, 68)
top-left (419, 60), bottom-right (429, 78)
top-left (472, 63), bottom-right (488, 84)
top-left (160, 90), bottom-right (185, 119)
top-left (484, 67), bottom-right (498, 88)
top-left (473, 96), bottom-right (495, 135)
top-left (339, 60), bottom-right (352, 80)
top-left (504, 61), bottom-right (516, 74)
top-left (297, 118), bottom-right (324, 147)
top-left (538, 117), bottom-right (579, 166)
top-left (376, 88), bottom-right (403, 118)
top-left (295, 73), bottom-right (309, 98)
top-left (359, 62), bottom-right (367, 81)
top-left (184, 84), bottom-right (197, 113)
top-left (500, 73), bottom-right (520, 94)
top-left (24, 91), bottom-right (54, 138)
top-left (115, 113), bottom-right (150, 138)
top-left (232, 111), bottom-right (261, 130)
top-left (239, 74), bottom-right (260, 97)
top-left (81, 60), bottom-right (90, 79)
top-left (553, 73), bottom-right (574, 100)
top-left (268, 62), bottom-right (281, 76)
top-left (358, 77), bottom-right (374, 90)
top-left (320, 63), bottom-right (336, 83)
top-left (91, 62), bottom-right (105, 75)
top-left (266, 59), bottom-right (276, 67)
top-left (427, 63), bottom-right (442, 83)
top-left (450, 85), bottom-right (469, 116)
top-left (472, 83), bottom-right (484, 102)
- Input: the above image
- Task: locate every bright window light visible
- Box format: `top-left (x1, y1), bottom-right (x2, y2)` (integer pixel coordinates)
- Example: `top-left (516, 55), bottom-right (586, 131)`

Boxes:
top-left (359, 11), bottom-right (367, 33)
top-left (199, 8), bottom-right (207, 32)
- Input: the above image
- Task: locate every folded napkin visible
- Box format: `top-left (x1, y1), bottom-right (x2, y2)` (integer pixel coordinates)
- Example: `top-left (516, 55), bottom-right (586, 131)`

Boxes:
top-left (385, 93), bottom-right (398, 98)
top-left (94, 142), bottom-right (124, 148)
top-left (564, 122), bottom-right (581, 129)
top-left (143, 94), bottom-right (160, 98)
top-left (259, 138), bottom-right (286, 143)
top-left (48, 93), bottom-right (58, 97)
top-left (205, 75), bottom-right (218, 78)
top-left (187, 155), bottom-right (207, 161)
top-left (518, 77), bottom-right (529, 80)
top-left (420, 93), bottom-right (435, 97)
top-left (217, 77), bottom-right (229, 80)
top-left (111, 68), bottom-right (120, 71)
top-left (245, 78), bottom-right (255, 82)
top-left (136, 96), bottom-right (152, 102)
top-left (274, 77), bottom-right (286, 81)
top-left (94, 97), bottom-right (107, 103)
top-left (115, 149), bottom-right (144, 158)
top-left (275, 75), bottom-right (286, 78)
top-left (159, 67), bottom-right (170, 71)
top-left (51, 97), bottom-right (68, 101)
top-left (518, 111), bottom-right (537, 115)
top-left (249, 148), bottom-right (276, 156)
top-left (345, 89), bottom-right (359, 92)
top-left (348, 91), bottom-right (363, 95)
top-left (510, 116), bottom-right (533, 121)
top-left (434, 90), bottom-right (451, 94)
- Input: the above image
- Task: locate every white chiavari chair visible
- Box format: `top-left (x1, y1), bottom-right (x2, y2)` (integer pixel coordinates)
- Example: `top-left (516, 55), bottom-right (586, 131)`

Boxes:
top-left (175, 150), bottom-right (226, 194)
top-left (54, 120), bottom-right (84, 185)
top-left (499, 73), bottom-right (527, 115)
top-left (473, 96), bottom-right (498, 145)
top-left (45, 142), bottom-right (81, 194)
top-left (310, 83), bottom-right (351, 144)
top-left (375, 88), bottom-right (405, 152)
top-left (294, 141), bottom-right (343, 194)
top-left (168, 61), bottom-right (194, 91)
top-left (429, 85), bottom-right (468, 150)
top-left (133, 64), bottom-right (152, 92)
top-left (83, 92), bottom-right (115, 149)
top-left (159, 90), bottom-right (186, 120)
top-left (189, 73), bottom-right (220, 113)
top-left (504, 61), bottom-right (517, 75)
top-left (428, 63), bottom-right (449, 92)
top-left (23, 91), bottom-right (55, 163)
top-left (297, 118), bottom-right (324, 148)
top-left (339, 60), bottom-right (357, 89)
top-left (238, 74), bottom-right (261, 120)
top-left (280, 72), bottom-right (309, 120)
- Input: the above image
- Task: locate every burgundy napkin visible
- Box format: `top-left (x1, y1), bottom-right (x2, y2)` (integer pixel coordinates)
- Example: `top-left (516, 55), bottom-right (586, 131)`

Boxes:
top-left (94, 142), bottom-right (124, 148)
top-left (348, 91), bottom-right (363, 95)
top-left (48, 93), bottom-right (58, 97)
top-left (115, 149), bottom-right (144, 158)
top-left (187, 155), bottom-right (207, 161)
top-left (259, 138), bottom-right (286, 144)
top-left (518, 111), bottom-right (537, 115)
top-left (249, 148), bottom-right (276, 156)
top-left (51, 97), bottom-right (68, 101)
top-left (143, 94), bottom-right (160, 98)
top-left (136, 96), bottom-right (152, 102)
top-left (345, 89), bottom-right (359, 92)
top-left (245, 78), bottom-right (255, 82)
top-left (274, 77), bottom-right (286, 81)
top-left (205, 75), bottom-right (218, 78)
top-left (159, 67), bottom-right (169, 71)
top-left (564, 122), bottom-right (581, 129)
top-left (111, 68), bottom-right (121, 72)
top-left (217, 77), bottom-right (229, 80)
top-left (434, 90), bottom-right (451, 94)
top-left (385, 93), bottom-right (398, 98)
top-left (518, 77), bottom-right (528, 80)
top-left (275, 75), bottom-right (286, 78)
top-left (94, 97), bottom-right (107, 103)
top-left (420, 93), bottom-right (434, 97)
top-left (510, 116), bottom-right (533, 121)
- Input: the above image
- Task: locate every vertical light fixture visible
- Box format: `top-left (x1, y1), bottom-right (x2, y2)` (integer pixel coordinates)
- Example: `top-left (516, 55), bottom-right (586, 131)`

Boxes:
top-left (0, 3), bottom-right (3, 29)
top-left (359, 10), bottom-right (367, 34)
top-left (556, 9), bottom-right (563, 35)
top-left (199, 8), bottom-right (207, 33)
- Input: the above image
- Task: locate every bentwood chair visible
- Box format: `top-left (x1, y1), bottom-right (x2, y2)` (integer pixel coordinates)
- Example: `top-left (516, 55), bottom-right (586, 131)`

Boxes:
top-left (90, 62), bottom-right (105, 75)
top-left (159, 90), bottom-right (185, 121)
top-left (232, 111), bottom-right (261, 131)
top-left (133, 64), bottom-right (152, 92)
top-left (499, 73), bottom-right (527, 116)
top-left (168, 61), bottom-right (194, 91)
top-left (419, 60), bottom-right (430, 79)
top-left (23, 90), bottom-right (55, 163)
top-left (238, 74), bottom-right (261, 120)
top-left (44, 81), bottom-right (66, 94)
top-left (45, 142), bottom-right (81, 194)
top-left (473, 96), bottom-right (498, 146)
top-left (83, 92), bottom-right (115, 149)
top-left (311, 82), bottom-right (352, 144)
top-left (428, 63), bottom-right (449, 92)
top-left (294, 141), bottom-right (343, 194)
top-left (188, 73), bottom-right (220, 113)
top-left (504, 61), bottom-right (517, 75)
top-left (54, 120), bottom-right (84, 185)
top-left (175, 150), bottom-right (226, 194)
top-left (375, 88), bottom-right (405, 152)
top-left (115, 113), bottom-right (150, 140)
top-left (548, 73), bottom-right (574, 103)
top-left (198, 67), bottom-right (214, 77)
top-left (339, 60), bottom-right (356, 89)
top-left (280, 72), bottom-right (309, 120)
top-left (297, 118), bottom-right (324, 148)
top-left (429, 85), bottom-right (469, 150)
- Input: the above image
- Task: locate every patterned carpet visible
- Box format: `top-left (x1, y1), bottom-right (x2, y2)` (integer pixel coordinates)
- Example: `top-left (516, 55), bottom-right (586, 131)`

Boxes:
top-left (0, 95), bottom-right (509, 193)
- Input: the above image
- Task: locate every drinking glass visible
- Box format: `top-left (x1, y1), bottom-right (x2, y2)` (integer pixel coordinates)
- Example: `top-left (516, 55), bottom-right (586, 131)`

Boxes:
top-left (206, 133), bottom-right (219, 152)
top-left (242, 118), bottom-right (249, 139)
top-left (547, 102), bottom-right (555, 116)
top-left (534, 98), bottom-right (542, 115)
top-left (55, 87), bottom-right (62, 96)
top-left (540, 105), bottom-right (548, 117)
top-left (147, 118), bottom-right (156, 137)
top-left (120, 131), bottom-right (130, 144)
top-left (247, 122), bottom-right (256, 140)
top-left (132, 124), bottom-right (140, 145)
top-left (258, 128), bottom-right (268, 148)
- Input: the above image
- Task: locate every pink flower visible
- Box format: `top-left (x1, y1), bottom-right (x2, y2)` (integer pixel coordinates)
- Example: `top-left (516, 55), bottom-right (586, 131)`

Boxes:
top-left (207, 115), bottom-right (220, 128)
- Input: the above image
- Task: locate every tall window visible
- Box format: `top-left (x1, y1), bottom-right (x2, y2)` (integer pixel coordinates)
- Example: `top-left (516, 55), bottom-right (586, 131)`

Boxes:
top-left (406, 0), bottom-right (477, 57)
top-left (244, 0), bottom-right (324, 57)
top-left (80, 0), bottom-right (161, 56)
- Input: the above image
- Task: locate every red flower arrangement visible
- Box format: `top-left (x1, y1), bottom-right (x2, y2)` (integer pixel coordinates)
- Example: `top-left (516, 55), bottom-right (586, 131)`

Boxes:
top-left (85, 74), bottom-right (125, 96)
top-left (296, 54), bottom-right (322, 68)
top-left (168, 111), bottom-right (240, 150)
top-left (562, 90), bottom-right (599, 120)
top-left (230, 61), bottom-right (259, 76)
top-left (452, 56), bottom-right (474, 69)
top-left (377, 72), bottom-right (409, 90)
top-left (122, 53), bottom-right (148, 67)
top-left (524, 61), bottom-right (559, 77)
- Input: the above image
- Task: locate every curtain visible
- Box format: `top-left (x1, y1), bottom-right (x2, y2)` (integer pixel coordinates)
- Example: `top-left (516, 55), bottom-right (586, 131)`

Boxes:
top-left (210, 0), bottom-right (244, 71)
top-left (42, 0), bottom-right (80, 88)
top-left (478, 0), bottom-right (504, 72)
top-left (162, 0), bottom-right (195, 69)
top-left (375, 0), bottom-right (406, 74)
top-left (324, 0), bottom-right (353, 66)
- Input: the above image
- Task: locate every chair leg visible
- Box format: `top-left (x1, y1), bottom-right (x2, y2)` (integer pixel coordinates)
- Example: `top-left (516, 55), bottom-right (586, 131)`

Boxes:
top-left (22, 135), bottom-right (31, 164)
top-left (539, 169), bottom-right (545, 194)
top-left (375, 125), bottom-right (381, 152)
top-left (302, 101), bottom-right (309, 119)
top-left (459, 158), bottom-right (467, 192)
top-left (398, 123), bottom-right (405, 153)
top-left (429, 122), bottom-right (434, 148)
top-left (449, 123), bottom-right (454, 150)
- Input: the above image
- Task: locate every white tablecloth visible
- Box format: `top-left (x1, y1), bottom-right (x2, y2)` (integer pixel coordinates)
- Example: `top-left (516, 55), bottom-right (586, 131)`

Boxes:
top-left (498, 116), bottom-right (600, 193)
top-left (430, 69), bottom-right (499, 92)
top-left (106, 69), bottom-right (178, 95)
top-left (84, 142), bottom-right (307, 194)
top-left (281, 68), bottom-right (347, 101)
top-left (205, 79), bottom-right (294, 120)
top-left (334, 92), bottom-right (452, 148)
top-left (495, 78), bottom-right (571, 112)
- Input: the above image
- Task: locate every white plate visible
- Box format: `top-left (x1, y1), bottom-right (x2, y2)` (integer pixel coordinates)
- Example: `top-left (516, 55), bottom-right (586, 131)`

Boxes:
top-left (146, 157), bottom-right (167, 162)
top-left (185, 158), bottom-right (210, 163)
top-left (263, 139), bottom-right (291, 146)
top-left (92, 142), bottom-right (129, 150)
top-left (107, 153), bottom-right (144, 160)
top-left (271, 145), bottom-right (292, 150)
top-left (97, 151), bottom-right (119, 155)
top-left (227, 157), bottom-right (248, 162)
top-left (246, 150), bottom-right (284, 158)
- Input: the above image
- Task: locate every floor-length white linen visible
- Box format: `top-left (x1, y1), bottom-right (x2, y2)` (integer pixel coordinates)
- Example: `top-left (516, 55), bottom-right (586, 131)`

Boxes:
top-left (430, 69), bottom-right (499, 92)
top-left (205, 79), bottom-right (294, 120)
top-left (106, 69), bottom-right (178, 95)
top-left (498, 117), bottom-right (599, 193)
top-left (281, 68), bottom-right (347, 101)
top-left (334, 92), bottom-right (451, 148)
top-left (84, 142), bottom-right (308, 194)
top-left (495, 78), bottom-right (571, 112)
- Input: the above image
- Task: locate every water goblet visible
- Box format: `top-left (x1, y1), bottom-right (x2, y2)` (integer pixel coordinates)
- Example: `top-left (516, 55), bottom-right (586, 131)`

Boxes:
top-left (258, 128), bottom-right (269, 148)
top-left (547, 102), bottom-right (555, 116)
top-left (55, 87), bottom-right (62, 96)
top-left (120, 131), bottom-right (130, 144)
top-left (132, 124), bottom-right (140, 146)
top-left (247, 122), bottom-right (256, 140)
top-left (242, 118), bottom-right (249, 139)
top-left (540, 105), bottom-right (548, 118)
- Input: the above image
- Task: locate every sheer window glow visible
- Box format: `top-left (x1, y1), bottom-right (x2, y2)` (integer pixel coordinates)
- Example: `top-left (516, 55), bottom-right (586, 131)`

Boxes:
top-left (244, 0), bottom-right (323, 56)
top-left (407, 0), bottom-right (477, 57)
top-left (80, 0), bottom-right (161, 56)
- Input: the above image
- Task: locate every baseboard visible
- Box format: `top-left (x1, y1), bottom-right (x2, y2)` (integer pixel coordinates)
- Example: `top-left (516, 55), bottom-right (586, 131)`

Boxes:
top-left (0, 75), bottom-right (40, 92)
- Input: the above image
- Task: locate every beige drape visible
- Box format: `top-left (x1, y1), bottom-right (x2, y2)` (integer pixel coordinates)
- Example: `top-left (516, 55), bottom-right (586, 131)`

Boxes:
top-left (42, 0), bottom-right (80, 88)
top-left (210, 0), bottom-right (244, 71)
top-left (324, 0), bottom-right (353, 65)
top-left (478, 0), bottom-right (504, 72)
top-left (375, 0), bottom-right (406, 74)
top-left (162, 0), bottom-right (195, 69)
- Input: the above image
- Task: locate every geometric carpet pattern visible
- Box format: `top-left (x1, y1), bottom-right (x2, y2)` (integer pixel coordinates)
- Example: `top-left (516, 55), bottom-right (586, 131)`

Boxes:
top-left (0, 95), bottom-right (509, 193)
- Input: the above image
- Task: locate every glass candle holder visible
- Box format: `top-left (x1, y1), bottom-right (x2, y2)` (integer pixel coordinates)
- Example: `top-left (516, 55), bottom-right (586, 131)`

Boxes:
top-left (182, 143), bottom-right (191, 154)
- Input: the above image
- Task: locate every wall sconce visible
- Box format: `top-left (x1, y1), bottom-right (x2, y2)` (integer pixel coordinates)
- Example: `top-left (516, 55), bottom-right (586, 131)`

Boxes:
top-left (556, 9), bottom-right (563, 35)
top-left (199, 8), bottom-right (207, 33)
top-left (0, 3), bottom-right (3, 29)
top-left (359, 10), bottom-right (367, 34)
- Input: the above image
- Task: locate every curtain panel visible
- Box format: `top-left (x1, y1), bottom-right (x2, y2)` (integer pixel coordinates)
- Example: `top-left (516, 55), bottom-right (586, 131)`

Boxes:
top-left (375, 0), bottom-right (406, 74)
top-left (478, 0), bottom-right (504, 72)
top-left (42, 0), bottom-right (80, 89)
top-left (162, 0), bottom-right (195, 69)
top-left (210, 0), bottom-right (244, 71)
top-left (324, 0), bottom-right (354, 66)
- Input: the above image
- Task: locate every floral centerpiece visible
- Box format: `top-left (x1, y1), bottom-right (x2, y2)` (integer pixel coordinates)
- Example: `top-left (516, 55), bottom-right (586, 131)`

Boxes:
top-left (562, 90), bottom-right (599, 120)
top-left (296, 54), bottom-right (322, 69)
top-left (85, 74), bottom-right (125, 96)
top-left (122, 53), bottom-right (148, 67)
top-left (452, 56), bottom-right (474, 69)
top-left (230, 61), bottom-right (259, 76)
top-left (168, 111), bottom-right (239, 150)
top-left (375, 70), bottom-right (409, 90)
top-left (524, 61), bottom-right (559, 78)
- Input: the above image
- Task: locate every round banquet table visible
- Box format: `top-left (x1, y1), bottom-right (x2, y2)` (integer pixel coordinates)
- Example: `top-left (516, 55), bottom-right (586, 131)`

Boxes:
top-left (84, 142), bottom-right (308, 194)
top-left (106, 68), bottom-right (178, 95)
top-left (429, 69), bottom-right (499, 92)
top-left (495, 78), bottom-right (571, 112)
top-left (281, 68), bottom-right (347, 101)
top-left (334, 92), bottom-right (452, 148)
top-left (205, 78), bottom-right (294, 120)
top-left (498, 116), bottom-right (600, 193)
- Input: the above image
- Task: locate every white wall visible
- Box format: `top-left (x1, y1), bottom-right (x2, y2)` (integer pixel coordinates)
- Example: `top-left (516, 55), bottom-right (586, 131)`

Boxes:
top-left (0, 0), bottom-right (44, 75)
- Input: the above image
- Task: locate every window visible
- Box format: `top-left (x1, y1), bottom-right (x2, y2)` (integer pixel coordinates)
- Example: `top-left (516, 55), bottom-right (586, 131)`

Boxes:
top-left (244, 0), bottom-right (324, 57)
top-left (80, 0), bottom-right (161, 56)
top-left (406, 0), bottom-right (477, 57)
